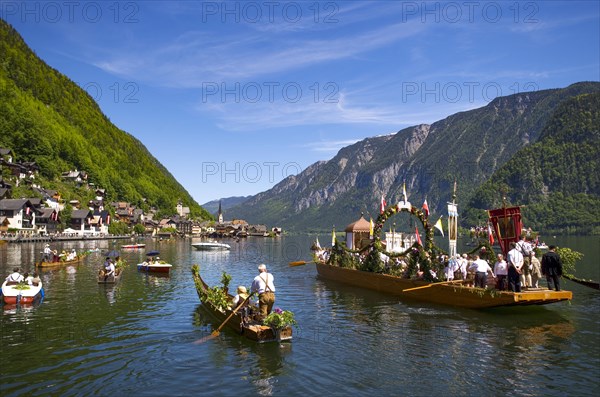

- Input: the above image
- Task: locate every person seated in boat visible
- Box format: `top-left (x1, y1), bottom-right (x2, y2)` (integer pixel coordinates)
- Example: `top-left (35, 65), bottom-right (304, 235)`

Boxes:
top-left (104, 259), bottom-right (116, 280)
top-left (469, 255), bottom-right (495, 288)
top-left (31, 272), bottom-right (41, 286)
top-left (52, 250), bottom-right (59, 262)
top-left (154, 256), bottom-right (161, 264)
top-left (5, 267), bottom-right (24, 284)
top-left (66, 249), bottom-right (75, 261)
top-left (100, 257), bottom-right (111, 277)
top-left (23, 272), bottom-right (34, 285)
top-left (232, 285), bottom-right (250, 309)
top-left (493, 254), bottom-right (508, 290)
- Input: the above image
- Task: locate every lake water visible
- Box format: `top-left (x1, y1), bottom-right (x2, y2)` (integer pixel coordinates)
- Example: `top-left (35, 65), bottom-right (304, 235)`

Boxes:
top-left (1, 235), bottom-right (599, 396)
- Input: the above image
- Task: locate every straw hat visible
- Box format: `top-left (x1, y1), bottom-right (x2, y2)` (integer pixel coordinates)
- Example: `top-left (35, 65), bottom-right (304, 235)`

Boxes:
top-left (237, 285), bottom-right (248, 299)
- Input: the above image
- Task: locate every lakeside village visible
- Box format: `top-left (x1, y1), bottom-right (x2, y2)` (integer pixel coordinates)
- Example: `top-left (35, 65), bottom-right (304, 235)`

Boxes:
top-left (0, 148), bottom-right (281, 243)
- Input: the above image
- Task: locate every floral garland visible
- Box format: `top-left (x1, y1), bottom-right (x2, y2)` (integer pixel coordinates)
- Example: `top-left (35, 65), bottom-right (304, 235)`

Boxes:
top-left (323, 203), bottom-right (447, 281)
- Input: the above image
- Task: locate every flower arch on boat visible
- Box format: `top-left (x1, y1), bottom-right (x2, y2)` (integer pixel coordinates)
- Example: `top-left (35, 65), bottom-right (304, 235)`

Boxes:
top-left (372, 203), bottom-right (435, 255)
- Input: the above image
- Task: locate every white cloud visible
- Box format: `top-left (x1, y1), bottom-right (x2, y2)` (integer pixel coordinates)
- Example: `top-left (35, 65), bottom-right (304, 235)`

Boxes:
top-left (92, 19), bottom-right (426, 86)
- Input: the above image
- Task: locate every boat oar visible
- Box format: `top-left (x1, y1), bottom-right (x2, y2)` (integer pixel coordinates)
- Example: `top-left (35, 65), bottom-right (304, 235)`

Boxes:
top-left (402, 279), bottom-right (465, 292)
top-left (194, 292), bottom-right (255, 344)
top-left (289, 260), bottom-right (311, 267)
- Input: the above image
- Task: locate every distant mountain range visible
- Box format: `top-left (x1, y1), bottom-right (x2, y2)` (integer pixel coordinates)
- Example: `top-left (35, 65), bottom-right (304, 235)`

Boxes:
top-left (202, 196), bottom-right (250, 217)
top-left (225, 82), bottom-right (600, 234)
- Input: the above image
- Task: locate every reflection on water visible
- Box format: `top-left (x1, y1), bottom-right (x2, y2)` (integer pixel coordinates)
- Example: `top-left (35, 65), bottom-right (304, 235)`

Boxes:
top-left (1, 236), bottom-right (599, 397)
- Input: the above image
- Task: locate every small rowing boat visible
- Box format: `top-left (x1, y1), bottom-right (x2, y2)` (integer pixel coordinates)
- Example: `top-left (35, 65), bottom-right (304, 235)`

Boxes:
top-left (36, 256), bottom-right (85, 268)
top-left (122, 244), bottom-right (146, 249)
top-left (191, 265), bottom-right (292, 343)
top-left (563, 274), bottom-right (600, 290)
top-left (137, 262), bottom-right (172, 274)
top-left (1, 280), bottom-right (44, 305)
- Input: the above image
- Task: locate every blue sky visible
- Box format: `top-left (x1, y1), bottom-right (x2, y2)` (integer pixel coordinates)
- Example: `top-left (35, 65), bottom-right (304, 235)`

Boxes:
top-left (2, 1), bottom-right (599, 205)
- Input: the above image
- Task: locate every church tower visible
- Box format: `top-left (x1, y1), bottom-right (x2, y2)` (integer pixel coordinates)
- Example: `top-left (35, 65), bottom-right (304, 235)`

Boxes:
top-left (218, 200), bottom-right (223, 224)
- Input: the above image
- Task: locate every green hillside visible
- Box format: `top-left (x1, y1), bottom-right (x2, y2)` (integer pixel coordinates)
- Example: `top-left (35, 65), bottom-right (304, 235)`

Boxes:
top-left (0, 19), bottom-right (210, 219)
top-left (464, 92), bottom-right (600, 234)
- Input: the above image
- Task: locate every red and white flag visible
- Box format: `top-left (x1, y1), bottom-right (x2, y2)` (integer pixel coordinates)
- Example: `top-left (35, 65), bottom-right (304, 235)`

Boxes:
top-left (422, 199), bottom-right (430, 217)
top-left (380, 195), bottom-right (387, 214)
top-left (488, 223), bottom-right (495, 245)
top-left (415, 226), bottom-right (422, 246)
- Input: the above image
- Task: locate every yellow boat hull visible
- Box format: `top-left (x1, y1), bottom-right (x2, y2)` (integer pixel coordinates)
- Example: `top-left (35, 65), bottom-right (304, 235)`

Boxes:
top-left (315, 262), bottom-right (572, 309)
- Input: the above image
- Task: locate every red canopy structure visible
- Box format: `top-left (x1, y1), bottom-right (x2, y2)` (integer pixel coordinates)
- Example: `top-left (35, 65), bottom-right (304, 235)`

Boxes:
top-left (488, 206), bottom-right (522, 256)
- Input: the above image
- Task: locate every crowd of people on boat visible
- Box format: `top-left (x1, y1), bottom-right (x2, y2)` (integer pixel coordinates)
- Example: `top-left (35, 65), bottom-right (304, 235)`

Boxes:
top-left (42, 244), bottom-right (81, 263)
top-left (4, 267), bottom-right (41, 286)
top-left (140, 256), bottom-right (162, 266)
top-left (316, 233), bottom-right (563, 292)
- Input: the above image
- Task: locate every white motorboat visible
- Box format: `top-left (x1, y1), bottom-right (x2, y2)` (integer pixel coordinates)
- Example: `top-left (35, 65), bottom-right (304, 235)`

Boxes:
top-left (191, 241), bottom-right (231, 251)
top-left (1, 280), bottom-right (44, 305)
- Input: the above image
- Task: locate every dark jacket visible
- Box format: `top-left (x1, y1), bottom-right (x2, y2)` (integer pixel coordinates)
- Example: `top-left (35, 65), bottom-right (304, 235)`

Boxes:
top-left (541, 251), bottom-right (563, 276)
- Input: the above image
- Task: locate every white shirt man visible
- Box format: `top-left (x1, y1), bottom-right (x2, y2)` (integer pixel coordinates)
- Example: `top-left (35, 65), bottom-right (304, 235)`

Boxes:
top-left (507, 246), bottom-right (524, 273)
top-left (43, 244), bottom-right (52, 261)
top-left (470, 255), bottom-right (495, 288)
top-left (105, 261), bottom-right (115, 277)
top-left (6, 269), bottom-right (24, 283)
top-left (251, 264), bottom-right (276, 317)
top-left (251, 267), bottom-right (276, 294)
top-left (494, 255), bottom-right (508, 276)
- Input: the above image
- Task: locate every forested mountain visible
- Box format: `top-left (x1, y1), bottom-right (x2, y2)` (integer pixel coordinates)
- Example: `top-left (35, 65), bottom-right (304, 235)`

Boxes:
top-left (0, 19), bottom-right (210, 219)
top-left (227, 82), bottom-right (600, 234)
top-left (464, 91), bottom-right (600, 234)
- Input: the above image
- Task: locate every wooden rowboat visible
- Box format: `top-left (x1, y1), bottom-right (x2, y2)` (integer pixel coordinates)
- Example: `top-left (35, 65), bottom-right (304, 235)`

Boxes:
top-left (1, 280), bottom-right (44, 305)
top-left (36, 256), bottom-right (85, 268)
top-left (315, 262), bottom-right (572, 309)
top-left (191, 265), bottom-right (292, 343)
top-left (563, 274), bottom-right (600, 290)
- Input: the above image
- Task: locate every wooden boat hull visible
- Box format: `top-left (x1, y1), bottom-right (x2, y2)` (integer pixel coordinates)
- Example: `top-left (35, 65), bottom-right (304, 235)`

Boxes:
top-left (37, 257), bottom-right (84, 268)
top-left (191, 266), bottom-right (292, 342)
top-left (122, 244), bottom-right (146, 249)
top-left (1, 281), bottom-right (44, 305)
top-left (315, 262), bottom-right (572, 309)
top-left (137, 263), bottom-right (172, 273)
top-left (563, 274), bottom-right (600, 290)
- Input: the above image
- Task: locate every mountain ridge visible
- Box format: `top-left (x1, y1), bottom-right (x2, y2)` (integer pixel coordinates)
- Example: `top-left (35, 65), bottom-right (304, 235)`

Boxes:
top-left (226, 81), bottom-right (600, 233)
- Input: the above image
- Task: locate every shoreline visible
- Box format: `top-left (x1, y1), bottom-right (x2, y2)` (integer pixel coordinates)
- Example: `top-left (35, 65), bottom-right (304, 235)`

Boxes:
top-left (0, 234), bottom-right (132, 244)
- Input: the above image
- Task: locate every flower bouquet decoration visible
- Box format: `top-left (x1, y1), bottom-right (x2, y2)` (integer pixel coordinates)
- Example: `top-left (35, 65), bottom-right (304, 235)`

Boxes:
top-left (263, 307), bottom-right (297, 329)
